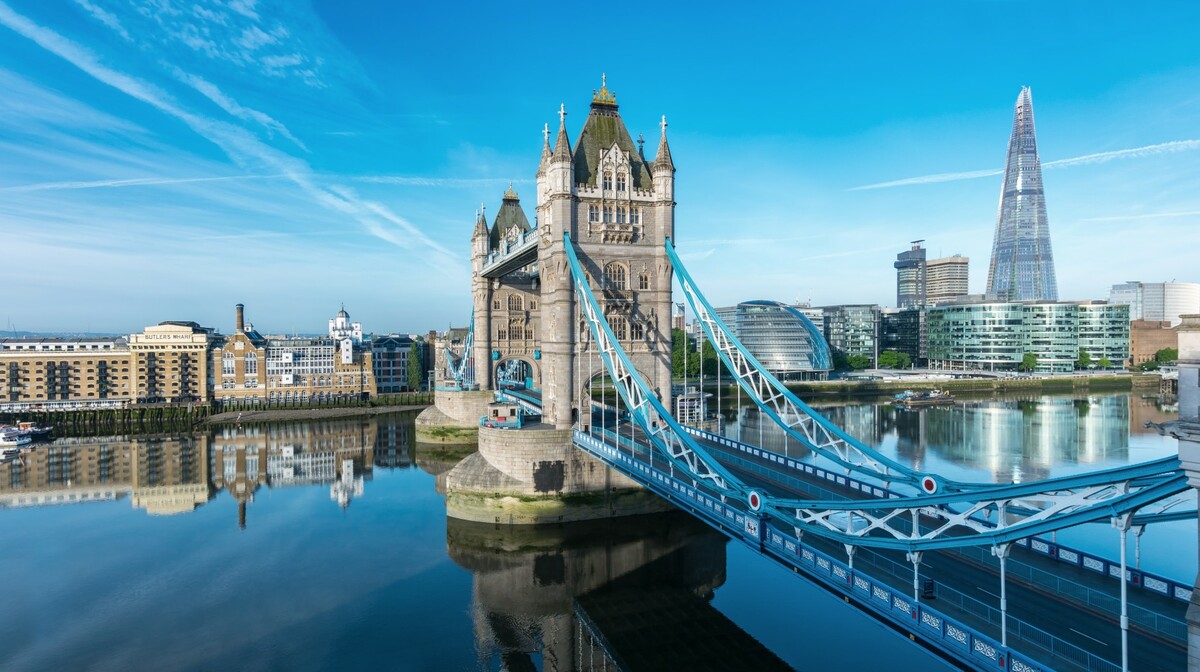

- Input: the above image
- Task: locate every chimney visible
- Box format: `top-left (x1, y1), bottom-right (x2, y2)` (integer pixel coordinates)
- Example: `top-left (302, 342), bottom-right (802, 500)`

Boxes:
top-left (235, 304), bottom-right (245, 333)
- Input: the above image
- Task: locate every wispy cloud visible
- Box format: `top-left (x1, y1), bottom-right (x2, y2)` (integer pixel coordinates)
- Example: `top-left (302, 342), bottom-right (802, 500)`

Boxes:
top-left (171, 67), bottom-right (307, 150)
top-left (1079, 210), bottom-right (1200, 223)
top-left (72, 0), bottom-right (130, 42)
top-left (0, 174), bottom-right (282, 193)
top-left (0, 1), bottom-right (457, 270)
top-left (355, 176), bottom-right (530, 188)
top-left (847, 139), bottom-right (1200, 191)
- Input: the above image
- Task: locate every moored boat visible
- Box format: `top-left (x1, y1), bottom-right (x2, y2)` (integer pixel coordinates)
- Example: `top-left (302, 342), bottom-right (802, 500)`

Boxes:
top-left (0, 426), bottom-right (33, 447)
top-left (892, 389), bottom-right (956, 407)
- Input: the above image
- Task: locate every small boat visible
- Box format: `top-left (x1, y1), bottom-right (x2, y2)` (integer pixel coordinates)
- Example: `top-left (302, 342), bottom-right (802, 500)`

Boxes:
top-left (15, 421), bottom-right (53, 440)
top-left (0, 427), bottom-right (33, 447)
top-left (893, 389), bottom-right (956, 407)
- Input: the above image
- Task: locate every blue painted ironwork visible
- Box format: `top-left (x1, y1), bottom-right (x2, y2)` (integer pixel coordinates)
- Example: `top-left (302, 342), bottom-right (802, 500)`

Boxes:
top-left (441, 315), bottom-right (476, 391)
top-left (480, 228), bottom-right (539, 278)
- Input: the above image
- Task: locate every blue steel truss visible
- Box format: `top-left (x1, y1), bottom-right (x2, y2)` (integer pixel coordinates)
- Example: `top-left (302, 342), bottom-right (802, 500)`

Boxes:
top-left (442, 315), bottom-right (475, 390)
top-left (564, 233), bottom-right (1192, 552)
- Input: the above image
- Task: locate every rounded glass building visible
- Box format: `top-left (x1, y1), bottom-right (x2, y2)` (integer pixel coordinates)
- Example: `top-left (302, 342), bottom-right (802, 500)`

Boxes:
top-left (715, 301), bottom-right (832, 381)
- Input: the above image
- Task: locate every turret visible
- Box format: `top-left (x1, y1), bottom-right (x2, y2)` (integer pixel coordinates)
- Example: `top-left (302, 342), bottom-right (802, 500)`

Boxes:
top-left (548, 104), bottom-right (573, 195)
top-left (653, 115), bottom-right (675, 202)
top-left (535, 124), bottom-right (552, 209)
top-left (472, 205), bottom-right (489, 261)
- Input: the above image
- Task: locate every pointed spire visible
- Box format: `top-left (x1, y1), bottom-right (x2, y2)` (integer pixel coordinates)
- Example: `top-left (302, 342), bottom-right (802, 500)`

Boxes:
top-left (552, 103), bottom-right (572, 162)
top-left (537, 123), bottom-right (552, 176)
top-left (503, 181), bottom-right (519, 201)
top-left (473, 204), bottom-right (487, 237)
top-left (653, 115), bottom-right (674, 172)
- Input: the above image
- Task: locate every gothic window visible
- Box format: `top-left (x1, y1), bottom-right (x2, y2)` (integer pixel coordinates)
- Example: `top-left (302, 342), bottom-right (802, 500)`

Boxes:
top-left (610, 316), bottom-right (628, 340)
top-left (603, 206), bottom-right (613, 223)
top-left (638, 272), bottom-right (650, 290)
top-left (245, 352), bottom-right (258, 375)
top-left (508, 295), bottom-right (523, 311)
top-left (510, 322), bottom-right (524, 340)
top-left (497, 327), bottom-right (507, 340)
top-left (605, 263), bottom-right (627, 290)
top-left (631, 320), bottom-right (644, 340)
top-left (617, 207), bottom-right (626, 223)
top-left (222, 351), bottom-right (235, 376)
top-left (588, 205), bottom-right (599, 223)
top-left (603, 172), bottom-right (613, 191)
top-left (493, 298), bottom-right (501, 310)
top-left (529, 299), bottom-right (537, 310)
top-left (528, 326), bottom-right (535, 340)
top-left (616, 173), bottom-right (626, 191)
top-left (630, 208), bottom-right (640, 224)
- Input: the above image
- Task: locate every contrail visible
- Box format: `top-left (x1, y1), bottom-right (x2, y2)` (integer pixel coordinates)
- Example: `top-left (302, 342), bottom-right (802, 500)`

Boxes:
top-left (848, 139), bottom-right (1200, 191)
top-left (1, 175), bottom-right (282, 192)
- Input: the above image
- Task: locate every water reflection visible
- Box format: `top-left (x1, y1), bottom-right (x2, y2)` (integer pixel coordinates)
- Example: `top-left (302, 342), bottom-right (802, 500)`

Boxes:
top-left (447, 512), bottom-right (792, 672)
top-left (730, 393), bottom-right (1177, 484)
top-left (0, 414), bottom-right (416, 523)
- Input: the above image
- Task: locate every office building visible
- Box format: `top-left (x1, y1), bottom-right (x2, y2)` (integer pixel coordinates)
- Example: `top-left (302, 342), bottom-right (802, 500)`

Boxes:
top-left (371, 334), bottom-right (422, 393)
top-left (1108, 281), bottom-right (1200, 327)
top-left (128, 322), bottom-right (216, 403)
top-left (926, 255), bottom-right (969, 304)
top-left (818, 304), bottom-right (881, 366)
top-left (894, 241), bottom-right (926, 309)
top-left (986, 87), bottom-right (1058, 301)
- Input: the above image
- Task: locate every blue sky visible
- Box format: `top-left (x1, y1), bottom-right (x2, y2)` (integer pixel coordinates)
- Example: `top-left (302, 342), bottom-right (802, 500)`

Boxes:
top-left (2, 1), bottom-right (1198, 334)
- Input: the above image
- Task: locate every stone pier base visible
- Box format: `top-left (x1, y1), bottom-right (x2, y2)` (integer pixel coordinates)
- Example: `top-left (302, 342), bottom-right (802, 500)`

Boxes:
top-left (414, 389), bottom-right (494, 444)
top-left (443, 423), bottom-right (672, 524)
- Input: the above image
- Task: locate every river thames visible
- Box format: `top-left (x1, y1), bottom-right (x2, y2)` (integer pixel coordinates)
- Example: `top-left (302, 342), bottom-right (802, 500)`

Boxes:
top-left (0, 391), bottom-right (1183, 671)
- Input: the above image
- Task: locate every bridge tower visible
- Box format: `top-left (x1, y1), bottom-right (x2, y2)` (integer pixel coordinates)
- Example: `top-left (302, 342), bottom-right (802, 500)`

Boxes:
top-left (537, 78), bottom-right (676, 428)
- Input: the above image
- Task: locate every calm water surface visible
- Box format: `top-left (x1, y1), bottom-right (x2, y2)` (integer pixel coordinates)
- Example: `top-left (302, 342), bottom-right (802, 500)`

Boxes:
top-left (727, 391), bottom-right (1192, 579)
top-left (0, 411), bottom-right (951, 671)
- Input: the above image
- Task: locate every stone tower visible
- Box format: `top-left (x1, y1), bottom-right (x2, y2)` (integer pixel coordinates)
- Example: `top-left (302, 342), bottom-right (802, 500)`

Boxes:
top-left (535, 79), bottom-right (676, 428)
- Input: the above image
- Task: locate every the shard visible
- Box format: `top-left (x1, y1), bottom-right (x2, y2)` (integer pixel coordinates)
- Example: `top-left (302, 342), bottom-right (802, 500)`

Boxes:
top-left (985, 87), bottom-right (1058, 302)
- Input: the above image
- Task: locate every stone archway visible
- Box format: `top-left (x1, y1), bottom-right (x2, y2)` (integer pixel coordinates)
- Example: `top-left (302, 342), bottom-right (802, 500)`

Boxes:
top-left (494, 355), bottom-right (540, 390)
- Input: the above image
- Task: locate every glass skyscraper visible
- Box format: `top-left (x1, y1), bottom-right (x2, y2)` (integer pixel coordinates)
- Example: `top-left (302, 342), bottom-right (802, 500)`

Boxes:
top-left (986, 87), bottom-right (1058, 302)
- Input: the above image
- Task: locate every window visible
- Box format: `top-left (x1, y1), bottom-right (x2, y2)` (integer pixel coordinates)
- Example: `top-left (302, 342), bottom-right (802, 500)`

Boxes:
top-left (610, 316), bottom-right (628, 340)
top-left (497, 327), bottom-right (507, 340)
top-left (508, 295), bottom-right (523, 311)
top-left (639, 272), bottom-right (650, 290)
top-left (630, 208), bottom-right (640, 224)
top-left (529, 299), bottom-right (537, 310)
top-left (222, 352), bottom-right (235, 376)
top-left (616, 173), bottom-right (626, 191)
top-left (493, 298), bottom-right (501, 310)
top-left (511, 322), bottom-right (524, 340)
top-left (603, 172), bottom-right (613, 190)
top-left (605, 263), bottom-right (627, 290)
top-left (245, 352), bottom-right (258, 375)
top-left (631, 321), bottom-right (644, 340)
top-left (603, 206), bottom-right (613, 223)
top-left (588, 205), bottom-right (599, 223)
top-left (617, 207), bottom-right (626, 223)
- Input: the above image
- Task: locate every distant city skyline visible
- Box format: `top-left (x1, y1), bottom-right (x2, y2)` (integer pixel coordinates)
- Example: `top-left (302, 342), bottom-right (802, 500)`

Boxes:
top-left (2, 1), bottom-right (1199, 332)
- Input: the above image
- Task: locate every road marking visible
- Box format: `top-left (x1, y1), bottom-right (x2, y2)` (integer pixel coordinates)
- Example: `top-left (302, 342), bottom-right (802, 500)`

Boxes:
top-left (976, 587), bottom-right (999, 598)
top-left (1069, 628), bottom-right (1108, 646)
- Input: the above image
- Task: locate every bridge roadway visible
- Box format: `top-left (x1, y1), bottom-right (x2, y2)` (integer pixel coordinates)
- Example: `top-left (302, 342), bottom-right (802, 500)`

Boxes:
top-left (581, 414), bottom-right (1185, 672)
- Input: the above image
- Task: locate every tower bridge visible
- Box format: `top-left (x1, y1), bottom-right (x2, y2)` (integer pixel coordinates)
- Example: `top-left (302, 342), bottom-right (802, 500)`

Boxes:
top-left (416, 80), bottom-right (1200, 671)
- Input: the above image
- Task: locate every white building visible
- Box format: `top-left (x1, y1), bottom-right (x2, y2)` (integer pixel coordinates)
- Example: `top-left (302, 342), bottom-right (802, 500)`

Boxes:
top-left (1109, 282), bottom-right (1200, 326)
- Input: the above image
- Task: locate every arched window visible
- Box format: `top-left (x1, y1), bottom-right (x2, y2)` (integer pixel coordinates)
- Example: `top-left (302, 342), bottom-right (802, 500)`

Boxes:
top-left (605, 263), bottom-right (627, 290)
top-left (245, 352), bottom-right (258, 375)
top-left (616, 173), bottom-right (626, 191)
top-left (630, 320), bottom-right (644, 340)
top-left (508, 294), bottom-right (523, 311)
top-left (638, 272), bottom-right (650, 290)
top-left (497, 326), bottom-right (507, 340)
top-left (617, 207), bottom-right (626, 223)
top-left (603, 172), bottom-right (613, 190)
top-left (493, 298), bottom-right (501, 310)
top-left (510, 322), bottom-right (524, 340)
top-left (529, 299), bottom-right (537, 310)
top-left (603, 206), bottom-right (613, 223)
top-left (588, 205), bottom-right (599, 223)
top-left (222, 351), bottom-right (235, 376)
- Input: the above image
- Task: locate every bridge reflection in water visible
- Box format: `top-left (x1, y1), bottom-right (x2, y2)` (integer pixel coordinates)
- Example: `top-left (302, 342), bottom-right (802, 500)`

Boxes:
top-left (447, 512), bottom-right (792, 671)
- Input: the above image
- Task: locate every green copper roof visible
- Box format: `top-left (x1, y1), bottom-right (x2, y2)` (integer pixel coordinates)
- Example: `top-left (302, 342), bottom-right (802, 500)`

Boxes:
top-left (488, 188), bottom-right (531, 250)
top-left (572, 101), bottom-right (653, 189)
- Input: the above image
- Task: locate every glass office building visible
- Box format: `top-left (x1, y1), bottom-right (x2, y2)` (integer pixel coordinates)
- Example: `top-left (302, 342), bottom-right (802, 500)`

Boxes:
top-left (715, 301), bottom-right (832, 380)
top-left (926, 301), bottom-right (1129, 373)
top-left (986, 87), bottom-right (1058, 302)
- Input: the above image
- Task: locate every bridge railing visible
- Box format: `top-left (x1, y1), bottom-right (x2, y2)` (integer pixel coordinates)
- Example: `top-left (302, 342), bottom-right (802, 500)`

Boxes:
top-left (576, 429), bottom-right (1066, 672)
top-left (684, 424), bottom-right (1194, 611)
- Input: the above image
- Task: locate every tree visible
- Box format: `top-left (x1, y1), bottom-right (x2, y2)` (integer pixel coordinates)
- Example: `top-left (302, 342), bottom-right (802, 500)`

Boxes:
top-left (407, 338), bottom-right (424, 391)
top-left (846, 354), bottom-right (872, 370)
top-left (1098, 356), bottom-right (1112, 369)
top-left (1018, 352), bottom-right (1038, 372)
top-left (1075, 348), bottom-right (1092, 370)
top-left (1155, 347), bottom-right (1179, 364)
top-left (672, 328), bottom-right (728, 379)
top-left (1137, 359), bottom-right (1160, 372)
top-left (878, 350), bottom-right (911, 369)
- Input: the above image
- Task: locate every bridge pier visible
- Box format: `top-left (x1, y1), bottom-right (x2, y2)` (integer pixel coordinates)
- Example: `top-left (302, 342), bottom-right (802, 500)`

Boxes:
top-left (414, 389), bottom-right (493, 444)
top-left (1173, 314), bottom-right (1200, 671)
top-left (443, 423), bottom-right (672, 524)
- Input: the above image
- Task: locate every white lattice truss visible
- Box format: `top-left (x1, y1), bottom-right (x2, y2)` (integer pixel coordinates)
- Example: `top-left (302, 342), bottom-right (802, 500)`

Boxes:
top-left (566, 234), bottom-right (734, 493)
top-left (777, 472), bottom-right (1189, 551)
top-left (671, 245), bottom-right (921, 487)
